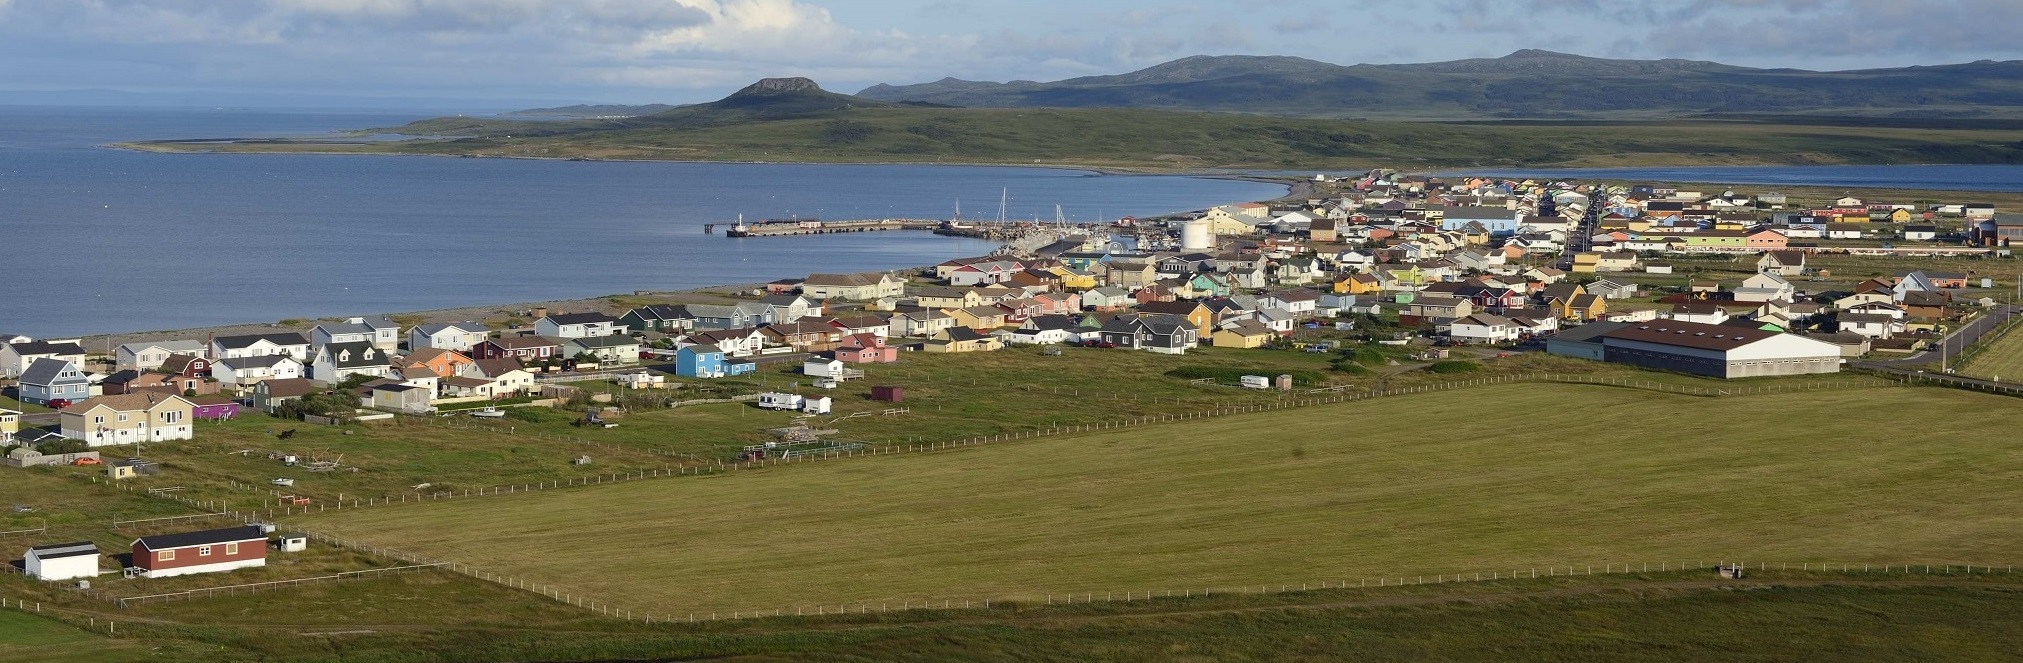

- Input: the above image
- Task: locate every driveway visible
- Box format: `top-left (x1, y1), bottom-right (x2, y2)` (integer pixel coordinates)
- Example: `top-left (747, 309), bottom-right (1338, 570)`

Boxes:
top-left (1859, 304), bottom-right (2019, 369)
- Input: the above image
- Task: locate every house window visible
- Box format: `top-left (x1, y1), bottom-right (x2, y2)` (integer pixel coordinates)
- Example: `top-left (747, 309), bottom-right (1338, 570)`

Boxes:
top-left (225, 542), bottom-right (238, 555)
top-left (117, 413), bottom-right (128, 422)
top-left (94, 416), bottom-right (104, 425)
top-left (159, 550), bottom-right (174, 561)
top-left (199, 545), bottom-right (211, 556)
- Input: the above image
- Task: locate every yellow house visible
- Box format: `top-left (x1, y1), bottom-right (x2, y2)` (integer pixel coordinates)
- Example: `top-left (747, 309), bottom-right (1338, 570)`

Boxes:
top-left (1199, 206), bottom-right (1260, 235)
top-left (928, 327), bottom-right (1004, 353)
top-left (0, 408), bottom-right (18, 443)
top-left (912, 286), bottom-right (986, 310)
top-left (949, 305), bottom-right (1010, 330)
top-left (1570, 252), bottom-right (1602, 273)
top-left (1047, 265), bottom-right (1099, 290)
top-left (1210, 321), bottom-right (1274, 348)
top-left (1335, 273), bottom-right (1383, 295)
top-left (1887, 208), bottom-right (1914, 223)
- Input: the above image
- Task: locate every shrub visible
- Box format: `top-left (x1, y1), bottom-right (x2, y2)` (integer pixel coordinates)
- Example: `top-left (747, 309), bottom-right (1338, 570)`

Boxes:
top-left (1426, 360), bottom-right (1483, 374)
top-left (505, 407), bottom-right (549, 423)
top-left (1164, 366), bottom-right (1327, 385)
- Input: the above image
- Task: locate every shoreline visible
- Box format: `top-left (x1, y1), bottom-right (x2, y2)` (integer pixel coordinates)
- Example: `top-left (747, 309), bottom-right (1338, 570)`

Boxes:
top-left (113, 140), bottom-right (2023, 196)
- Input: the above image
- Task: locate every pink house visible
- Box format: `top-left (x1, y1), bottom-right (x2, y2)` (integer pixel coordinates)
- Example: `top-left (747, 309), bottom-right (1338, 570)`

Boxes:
top-left (835, 334), bottom-right (898, 363)
top-left (189, 395), bottom-right (241, 420)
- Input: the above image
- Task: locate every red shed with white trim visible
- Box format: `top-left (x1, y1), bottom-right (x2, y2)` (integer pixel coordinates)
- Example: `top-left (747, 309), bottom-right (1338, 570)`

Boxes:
top-left (131, 525), bottom-right (267, 578)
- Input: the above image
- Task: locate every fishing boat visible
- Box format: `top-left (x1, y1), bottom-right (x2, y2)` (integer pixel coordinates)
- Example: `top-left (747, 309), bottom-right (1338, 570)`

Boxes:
top-left (470, 407), bottom-right (506, 418)
top-left (271, 478), bottom-right (295, 487)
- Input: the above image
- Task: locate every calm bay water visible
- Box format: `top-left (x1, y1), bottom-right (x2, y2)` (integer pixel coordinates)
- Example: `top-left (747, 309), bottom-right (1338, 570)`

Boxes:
top-left (1435, 165), bottom-right (2023, 193)
top-left (0, 106), bottom-right (1285, 337)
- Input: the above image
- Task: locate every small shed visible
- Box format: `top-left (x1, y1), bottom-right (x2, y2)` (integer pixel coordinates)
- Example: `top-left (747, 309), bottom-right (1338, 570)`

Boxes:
top-left (871, 386), bottom-right (904, 402)
top-left (25, 541), bottom-right (101, 581)
top-left (274, 533), bottom-right (309, 553)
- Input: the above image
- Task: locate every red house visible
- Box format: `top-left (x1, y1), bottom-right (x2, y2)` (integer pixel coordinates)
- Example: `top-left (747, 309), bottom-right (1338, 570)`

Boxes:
top-left (470, 336), bottom-right (562, 361)
top-left (132, 525), bottom-right (267, 578)
top-left (836, 334), bottom-right (898, 363)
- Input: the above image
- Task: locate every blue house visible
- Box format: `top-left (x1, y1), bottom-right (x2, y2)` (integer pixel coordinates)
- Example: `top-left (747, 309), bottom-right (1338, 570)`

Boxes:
top-left (674, 344), bottom-right (755, 379)
top-left (18, 358), bottom-right (91, 405)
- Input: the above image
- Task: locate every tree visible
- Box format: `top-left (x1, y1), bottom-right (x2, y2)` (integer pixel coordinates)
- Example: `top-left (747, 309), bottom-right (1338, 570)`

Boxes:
top-left (336, 373), bottom-right (379, 390)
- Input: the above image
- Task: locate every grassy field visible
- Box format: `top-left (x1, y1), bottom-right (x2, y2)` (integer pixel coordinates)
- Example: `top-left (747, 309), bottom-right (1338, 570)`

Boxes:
top-left (1961, 319), bottom-right (2023, 381)
top-left (12, 566), bottom-right (2023, 662)
top-left (295, 383), bottom-right (2023, 616)
top-left (0, 611), bottom-right (159, 663)
top-left (121, 107), bottom-right (2023, 170)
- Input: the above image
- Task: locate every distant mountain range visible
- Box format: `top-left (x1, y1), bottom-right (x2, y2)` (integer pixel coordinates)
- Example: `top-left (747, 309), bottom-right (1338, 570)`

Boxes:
top-left (850, 50), bottom-right (2023, 119)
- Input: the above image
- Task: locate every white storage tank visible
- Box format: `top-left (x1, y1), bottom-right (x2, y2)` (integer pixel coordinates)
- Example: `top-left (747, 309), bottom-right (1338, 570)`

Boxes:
top-left (1181, 219), bottom-right (1214, 251)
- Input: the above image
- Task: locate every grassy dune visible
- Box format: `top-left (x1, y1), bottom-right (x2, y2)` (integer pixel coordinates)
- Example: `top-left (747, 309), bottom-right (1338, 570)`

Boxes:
top-left (298, 383), bottom-right (2023, 616)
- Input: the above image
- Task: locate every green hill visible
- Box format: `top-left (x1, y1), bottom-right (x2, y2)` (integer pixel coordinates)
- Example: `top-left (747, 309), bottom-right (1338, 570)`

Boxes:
top-left (125, 75), bottom-right (2023, 169)
top-left (856, 50), bottom-right (2023, 119)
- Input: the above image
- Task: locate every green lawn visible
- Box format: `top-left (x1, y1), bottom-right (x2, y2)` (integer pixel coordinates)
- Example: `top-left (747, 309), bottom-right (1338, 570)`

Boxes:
top-left (1961, 320), bottom-right (2023, 381)
top-left (0, 611), bottom-right (152, 663)
top-left (296, 383), bottom-right (2023, 616)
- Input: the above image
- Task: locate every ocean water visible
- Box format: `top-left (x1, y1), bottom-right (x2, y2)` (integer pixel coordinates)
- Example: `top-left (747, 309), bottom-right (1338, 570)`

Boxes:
top-left (1432, 165), bottom-right (2023, 194)
top-left (0, 106), bottom-right (1285, 337)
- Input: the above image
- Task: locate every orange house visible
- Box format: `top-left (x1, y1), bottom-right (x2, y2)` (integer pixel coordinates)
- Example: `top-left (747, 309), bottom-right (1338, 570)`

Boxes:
top-left (399, 348), bottom-right (475, 377)
top-left (1746, 229), bottom-right (1788, 249)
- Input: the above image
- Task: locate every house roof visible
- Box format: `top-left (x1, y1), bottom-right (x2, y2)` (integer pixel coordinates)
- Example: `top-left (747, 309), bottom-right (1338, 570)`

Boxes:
top-left (373, 383), bottom-right (426, 393)
top-left (689, 328), bottom-right (761, 344)
top-left (8, 340), bottom-right (87, 356)
top-left (1136, 300), bottom-right (1204, 316)
top-left (313, 317), bottom-right (397, 336)
top-left (257, 378), bottom-right (319, 398)
top-left (319, 342), bottom-right (388, 368)
top-left (568, 335), bottom-right (640, 349)
top-left (159, 354), bottom-right (204, 374)
top-left (439, 376), bottom-right (494, 388)
top-left (542, 312), bottom-right (619, 325)
top-left (487, 335), bottom-right (561, 350)
top-left (1021, 315), bottom-right (1080, 332)
top-left (942, 327), bottom-right (989, 342)
top-left (214, 332), bottom-right (310, 349)
top-left (26, 541), bottom-right (99, 560)
top-left (60, 393), bottom-right (189, 414)
top-left (623, 305), bottom-right (690, 322)
top-left (413, 321), bottom-right (489, 335)
top-left (472, 358), bottom-right (526, 378)
top-left (116, 340), bottom-right (205, 356)
top-left (681, 343), bottom-right (725, 355)
top-left (134, 525), bottom-right (266, 551)
top-left (19, 358), bottom-right (83, 385)
top-left (803, 272), bottom-right (891, 287)
top-left (217, 354), bottom-right (295, 370)
top-left (762, 321), bottom-right (841, 337)
top-left (1218, 320), bottom-right (1273, 336)
top-left (1600, 321), bottom-right (1778, 351)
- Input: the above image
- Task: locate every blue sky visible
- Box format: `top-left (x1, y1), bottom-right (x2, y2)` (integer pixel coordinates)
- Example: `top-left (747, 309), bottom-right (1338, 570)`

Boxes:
top-left (2, 0), bottom-right (2019, 108)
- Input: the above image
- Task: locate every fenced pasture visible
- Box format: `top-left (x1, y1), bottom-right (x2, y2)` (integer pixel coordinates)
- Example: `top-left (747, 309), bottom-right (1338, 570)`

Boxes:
top-left (298, 383), bottom-right (2023, 616)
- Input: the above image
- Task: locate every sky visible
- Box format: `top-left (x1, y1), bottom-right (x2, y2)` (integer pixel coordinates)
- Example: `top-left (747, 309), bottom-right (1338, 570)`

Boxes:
top-left (2, 0), bottom-right (2021, 109)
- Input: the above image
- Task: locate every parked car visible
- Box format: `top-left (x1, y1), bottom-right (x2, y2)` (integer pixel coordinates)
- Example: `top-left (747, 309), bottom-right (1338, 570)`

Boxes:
top-left (1081, 340), bottom-right (1116, 349)
top-left (45, 399), bottom-right (72, 409)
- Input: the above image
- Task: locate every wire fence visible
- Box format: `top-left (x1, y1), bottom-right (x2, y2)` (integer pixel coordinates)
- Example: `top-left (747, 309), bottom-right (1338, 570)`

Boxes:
top-left (112, 563), bottom-right (445, 608)
top-left (226, 372), bottom-right (1882, 519)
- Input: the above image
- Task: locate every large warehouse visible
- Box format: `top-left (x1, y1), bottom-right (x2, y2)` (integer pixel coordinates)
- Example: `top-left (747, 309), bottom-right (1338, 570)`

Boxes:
top-left (1549, 320), bottom-right (1842, 378)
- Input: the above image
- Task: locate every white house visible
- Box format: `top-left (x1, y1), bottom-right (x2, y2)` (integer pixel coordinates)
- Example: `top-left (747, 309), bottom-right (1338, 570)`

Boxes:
top-left (310, 317), bottom-right (400, 352)
top-left (801, 358), bottom-right (864, 380)
top-left (2, 340), bottom-right (87, 379)
top-left (212, 355), bottom-right (304, 388)
top-left (534, 313), bottom-right (625, 339)
top-left (1733, 272), bottom-right (1796, 303)
top-left (115, 341), bottom-right (207, 372)
top-left (1449, 313), bottom-right (1519, 344)
top-left (310, 341), bottom-right (391, 383)
top-left (407, 322), bottom-right (489, 352)
top-left (24, 542), bottom-right (100, 581)
top-left (211, 333), bottom-right (311, 362)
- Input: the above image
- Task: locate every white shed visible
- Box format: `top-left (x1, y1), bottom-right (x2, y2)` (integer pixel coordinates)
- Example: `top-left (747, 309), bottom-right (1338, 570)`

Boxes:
top-left (801, 396), bottom-right (832, 415)
top-left (25, 541), bottom-right (101, 581)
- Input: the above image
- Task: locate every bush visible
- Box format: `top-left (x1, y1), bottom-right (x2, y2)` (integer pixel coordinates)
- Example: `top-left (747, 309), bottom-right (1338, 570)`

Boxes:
top-left (505, 407), bottom-right (550, 423)
top-left (1343, 345), bottom-right (1392, 368)
top-left (1330, 361), bottom-right (1372, 375)
top-left (1426, 360), bottom-right (1483, 374)
top-left (35, 439), bottom-right (88, 454)
top-left (1164, 366), bottom-right (1327, 385)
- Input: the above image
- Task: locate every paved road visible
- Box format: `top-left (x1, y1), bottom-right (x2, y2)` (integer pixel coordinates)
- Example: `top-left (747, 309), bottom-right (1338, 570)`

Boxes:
top-left (1859, 304), bottom-right (2020, 369)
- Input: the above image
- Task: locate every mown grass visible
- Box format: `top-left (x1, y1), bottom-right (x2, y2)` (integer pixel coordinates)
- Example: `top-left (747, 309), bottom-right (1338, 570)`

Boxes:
top-left (19, 567), bottom-right (2023, 662)
top-left (293, 382), bottom-right (2023, 616)
top-left (1961, 318), bottom-right (2023, 381)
